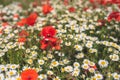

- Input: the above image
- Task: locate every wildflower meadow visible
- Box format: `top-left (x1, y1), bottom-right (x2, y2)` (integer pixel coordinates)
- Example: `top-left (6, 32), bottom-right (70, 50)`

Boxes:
top-left (0, 0), bottom-right (120, 80)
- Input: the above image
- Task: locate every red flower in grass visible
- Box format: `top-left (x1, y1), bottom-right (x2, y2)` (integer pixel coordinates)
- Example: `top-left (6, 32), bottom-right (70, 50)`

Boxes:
top-left (32, 2), bottom-right (38, 7)
top-left (13, 14), bottom-right (19, 18)
top-left (42, 4), bottom-right (53, 15)
top-left (68, 7), bottom-right (76, 13)
top-left (112, 0), bottom-right (120, 4)
top-left (17, 12), bottom-right (38, 26)
top-left (21, 69), bottom-right (38, 80)
top-left (26, 12), bottom-right (38, 26)
top-left (17, 18), bottom-right (27, 26)
top-left (0, 29), bottom-right (2, 35)
top-left (89, 65), bottom-right (97, 70)
top-left (83, 7), bottom-right (89, 11)
top-left (41, 26), bottom-right (56, 38)
top-left (18, 37), bottom-right (27, 43)
top-left (89, 0), bottom-right (95, 3)
top-left (97, 19), bottom-right (106, 26)
top-left (40, 26), bottom-right (61, 50)
top-left (2, 22), bottom-right (9, 27)
top-left (89, 0), bottom-right (113, 5)
top-left (64, 0), bottom-right (69, 5)
top-left (98, 0), bottom-right (109, 5)
top-left (19, 30), bottom-right (29, 37)
top-left (40, 37), bottom-right (61, 50)
top-left (107, 11), bottom-right (120, 22)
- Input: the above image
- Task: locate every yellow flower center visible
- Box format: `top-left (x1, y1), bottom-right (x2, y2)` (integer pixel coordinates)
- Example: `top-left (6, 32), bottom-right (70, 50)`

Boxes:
top-left (9, 72), bottom-right (14, 75)
top-left (101, 61), bottom-right (105, 65)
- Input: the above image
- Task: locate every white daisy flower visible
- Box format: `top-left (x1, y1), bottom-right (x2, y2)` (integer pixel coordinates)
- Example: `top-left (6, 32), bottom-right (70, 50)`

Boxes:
top-left (51, 60), bottom-right (59, 67)
top-left (98, 60), bottom-right (109, 68)
top-left (82, 64), bottom-right (89, 70)
top-left (109, 54), bottom-right (119, 61)
top-left (73, 62), bottom-right (80, 68)
top-left (74, 45), bottom-right (83, 51)
top-left (75, 53), bottom-right (84, 59)
top-left (53, 76), bottom-right (61, 80)
top-left (95, 73), bottom-right (103, 80)
top-left (64, 66), bottom-right (73, 72)
top-left (38, 59), bottom-right (45, 65)
top-left (47, 70), bottom-right (54, 75)
top-left (112, 73), bottom-right (120, 80)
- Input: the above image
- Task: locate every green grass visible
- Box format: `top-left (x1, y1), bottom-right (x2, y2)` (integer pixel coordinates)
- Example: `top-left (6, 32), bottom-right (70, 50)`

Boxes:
top-left (0, 0), bottom-right (36, 8)
top-left (0, 0), bottom-right (35, 5)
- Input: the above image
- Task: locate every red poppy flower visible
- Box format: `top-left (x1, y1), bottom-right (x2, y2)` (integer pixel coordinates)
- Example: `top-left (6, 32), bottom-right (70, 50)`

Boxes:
top-left (90, 65), bottom-right (97, 70)
top-left (40, 37), bottom-right (61, 50)
top-left (68, 7), bottom-right (76, 13)
top-left (42, 4), bottom-right (53, 15)
top-left (83, 7), bottom-right (89, 11)
top-left (112, 0), bottom-right (120, 4)
top-left (41, 26), bottom-right (56, 38)
top-left (107, 11), bottom-right (120, 22)
top-left (19, 30), bottom-right (29, 37)
top-left (26, 12), bottom-right (38, 26)
top-left (13, 14), bottom-right (19, 18)
top-left (18, 37), bottom-right (27, 43)
top-left (40, 26), bottom-right (60, 50)
top-left (21, 69), bottom-right (38, 80)
top-left (17, 18), bottom-right (27, 26)
top-left (41, 39), bottom-right (48, 50)
top-left (51, 39), bottom-right (61, 50)
top-left (98, 0), bottom-right (108, 5)
top-left (32, 2), bottom-right (38, 7)
top-left (64, 0), bottom-right (69, 5)
top-left (89, 0), bottom-right (112, 5)
top-left (90, 0), bottom-right (120, 5)
top-left (89, 0), bottom-right (95, 3)
top-left (97, 19), bottom-right (106, 26)
top-left (2, 22), bottom-right (9, 27)
top-left (0, 29), bottom-right (2, 34)
top-left (118, 5), bottom-right (120, 8)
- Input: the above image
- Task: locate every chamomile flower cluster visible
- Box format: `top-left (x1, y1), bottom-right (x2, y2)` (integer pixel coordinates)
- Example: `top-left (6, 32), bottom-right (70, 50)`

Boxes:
top-left (0, 0), bottom-right (120, 79)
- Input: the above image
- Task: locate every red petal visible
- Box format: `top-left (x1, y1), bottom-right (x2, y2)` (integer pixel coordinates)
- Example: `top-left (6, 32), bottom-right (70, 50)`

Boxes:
top-left (26, 12), bottom-right (38, 26)
top-left (41, 26), bottom-right (56, 37)
top-left (40, 40), bottom-right (48, 49)
top-left (55, 45), bottom-right (61, 50)
top-left (17, 18), bottom-right (27, 26)
top-left (42, 4), bottom-right (53, 15)
top-left (21, 69), bottom-right (38, 80)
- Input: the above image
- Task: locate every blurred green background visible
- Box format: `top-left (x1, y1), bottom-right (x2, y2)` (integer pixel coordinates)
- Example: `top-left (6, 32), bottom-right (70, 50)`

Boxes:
top-left (0, 0), bottom-right (34, 5)
top-left (0, 0), bottom-right (43, 8)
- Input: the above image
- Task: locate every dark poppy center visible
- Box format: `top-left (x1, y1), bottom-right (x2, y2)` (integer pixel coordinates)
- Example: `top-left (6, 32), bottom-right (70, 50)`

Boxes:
top-left (45, 40), bottom-right (49, 44)
top-left (52, 42), bottom-right (57, 46)
top-left (47, 34), bottom-right (51, 37)
top-left (27, 76), bottom-right (32, 80)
